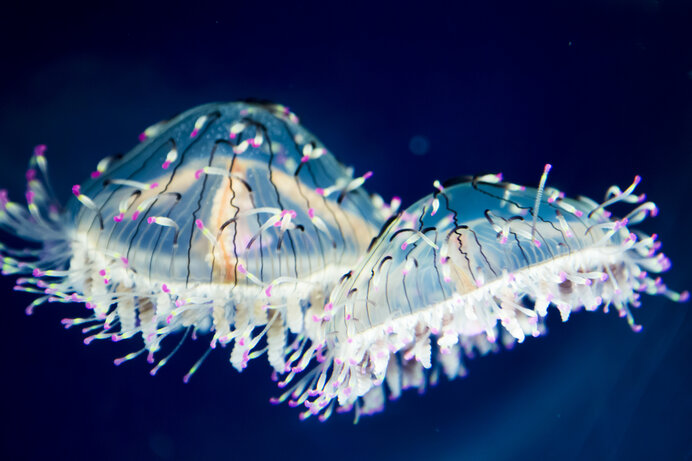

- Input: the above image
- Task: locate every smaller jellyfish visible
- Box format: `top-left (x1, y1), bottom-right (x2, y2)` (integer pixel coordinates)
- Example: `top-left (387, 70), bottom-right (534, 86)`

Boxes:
top-left (0, 101), bottom-right (389, 379)
top-left (276, 167), bottom-right (687, 421)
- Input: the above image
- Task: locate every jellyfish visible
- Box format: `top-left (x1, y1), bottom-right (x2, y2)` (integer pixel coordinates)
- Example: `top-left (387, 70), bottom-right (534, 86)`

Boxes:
top-left (0, 103), bottom-right (685, 422)
top-left (0, 101), bottom-right (389, 379)
top-left (274, 167), bottom-right (687, 421)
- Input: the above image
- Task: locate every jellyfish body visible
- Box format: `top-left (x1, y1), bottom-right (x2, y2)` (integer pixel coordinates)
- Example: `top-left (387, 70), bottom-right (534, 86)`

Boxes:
top-left (0, 101), bottom-right (386, 375)
top-left (278, 172), bottom-right (687, 420)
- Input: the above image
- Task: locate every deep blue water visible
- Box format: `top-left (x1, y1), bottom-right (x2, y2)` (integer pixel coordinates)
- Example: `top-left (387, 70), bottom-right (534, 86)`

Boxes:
top-left (0, 2), bottom-right (690, 460)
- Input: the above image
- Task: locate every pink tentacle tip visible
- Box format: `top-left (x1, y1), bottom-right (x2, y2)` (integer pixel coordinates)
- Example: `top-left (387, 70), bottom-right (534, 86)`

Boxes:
top-left (131, 210), bottom-right (140, 220)
top-left (33, 145), bottom-right (47, 156)
top-left (71, 185), bottom-right (81, 196)
top-left (113, 213), bottom-right (124, 222)
top-left (195, 219), bottom-right (204, 230)
top-left (161, 283), bottom-right (170, 293)
top-left (363, 171), bottom-right (373, 180)
top-left (194, 169), bottom-right (203, 179)
top-left (265, 285), bottom-right (273, 297)
top-left (90, 171), bottom-right (101, 179)
top-left (161, 161), bottom-right (171, 169)
top-left (147, 216), bottom-right (156, 224)
top-left (301, 155), bottom-right (310, 163)
top-left (190, 128), bottom-right (199, 138)
top-left (315, 187), bottom-right (324, 196)
top-left (679, 291), bottom-right (690, 302)
top-left (149, 182), bottom-right (159, 189)
top-left (25, 169), bottom-right (37, 181)
top-left (138, 132), bottom-right (147, 142)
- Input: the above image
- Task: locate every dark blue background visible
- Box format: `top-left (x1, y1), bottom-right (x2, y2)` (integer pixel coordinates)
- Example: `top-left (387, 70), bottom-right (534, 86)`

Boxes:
top-left (0, 2), bottom-right (690, 460)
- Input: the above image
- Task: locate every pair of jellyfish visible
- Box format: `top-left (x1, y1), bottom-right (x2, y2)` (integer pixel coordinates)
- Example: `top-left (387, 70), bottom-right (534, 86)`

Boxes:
top-left (0, 101), bottom-right (686, 421)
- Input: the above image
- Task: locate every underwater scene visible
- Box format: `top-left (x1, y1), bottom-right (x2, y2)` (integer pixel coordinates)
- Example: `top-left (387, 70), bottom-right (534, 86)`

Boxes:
top-left (0, 2), bottom-right (690, 460)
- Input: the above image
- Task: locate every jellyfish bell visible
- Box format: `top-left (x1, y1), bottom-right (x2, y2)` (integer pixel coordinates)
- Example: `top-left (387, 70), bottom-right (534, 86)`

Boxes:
top-left (0, 101), bottom-right (389, 378)
top-left (280, 168), bottom-right (687, 421)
